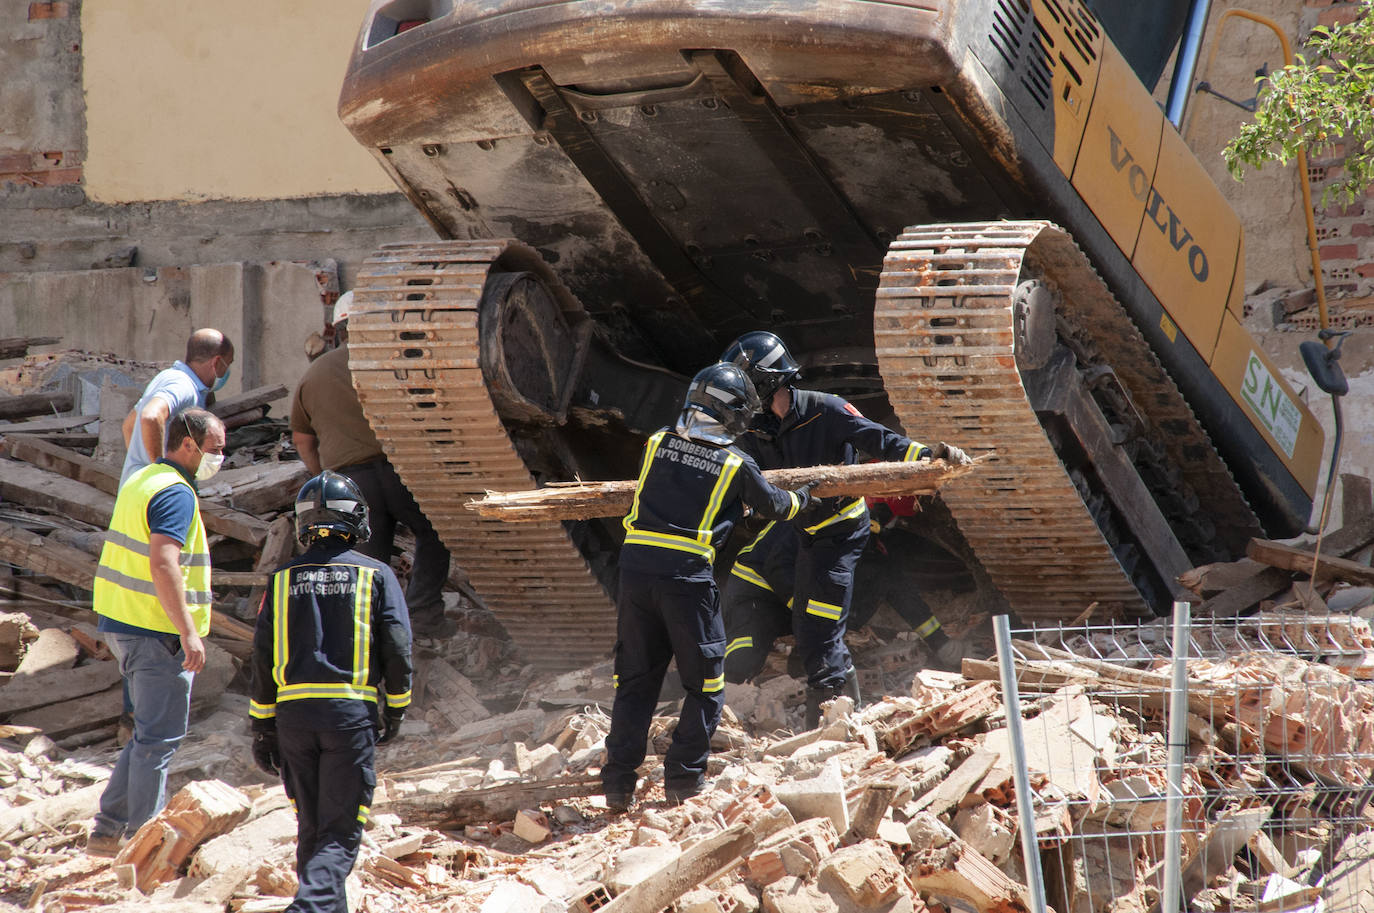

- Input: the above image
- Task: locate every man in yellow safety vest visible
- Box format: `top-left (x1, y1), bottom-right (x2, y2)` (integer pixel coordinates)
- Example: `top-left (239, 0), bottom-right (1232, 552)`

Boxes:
top-left (86, 407), bottom-right (226, 857)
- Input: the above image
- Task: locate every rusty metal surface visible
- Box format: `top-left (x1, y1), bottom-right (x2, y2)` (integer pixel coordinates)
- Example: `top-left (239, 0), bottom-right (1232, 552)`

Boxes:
top-left (876, 222), bottom-right (1255, 621)
top-left (347, 240), bottom-right (616, 668)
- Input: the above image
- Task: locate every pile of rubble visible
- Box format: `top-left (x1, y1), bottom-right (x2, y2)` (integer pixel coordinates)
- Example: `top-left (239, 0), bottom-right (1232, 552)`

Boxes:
top-left (3, 592), bottom-right (1374, 913)
top-left (5, 336), bottom-right (1374, 912)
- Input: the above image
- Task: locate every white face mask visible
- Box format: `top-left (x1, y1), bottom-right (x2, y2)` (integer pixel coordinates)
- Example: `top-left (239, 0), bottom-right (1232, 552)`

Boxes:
top-left (195, 451), bottom-right (224, 481)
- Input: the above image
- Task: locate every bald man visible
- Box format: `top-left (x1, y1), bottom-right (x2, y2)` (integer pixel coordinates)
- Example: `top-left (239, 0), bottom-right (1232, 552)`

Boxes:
top-left (121, 329), bottom-right (235, 485)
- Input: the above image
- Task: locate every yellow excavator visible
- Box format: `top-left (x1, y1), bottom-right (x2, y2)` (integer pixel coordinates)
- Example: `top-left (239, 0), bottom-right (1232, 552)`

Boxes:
top-left (337, 0), bottom-right (1324, 668)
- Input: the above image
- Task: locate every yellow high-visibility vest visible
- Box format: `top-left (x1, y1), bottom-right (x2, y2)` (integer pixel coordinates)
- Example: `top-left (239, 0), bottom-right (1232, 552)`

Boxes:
top-left (94, 463), bottom-right (211, 636)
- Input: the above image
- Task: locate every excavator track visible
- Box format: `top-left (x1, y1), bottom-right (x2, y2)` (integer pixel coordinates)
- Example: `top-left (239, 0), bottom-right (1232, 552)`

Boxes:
top-left (347, 240), bottom-right (616, 668)
top-left (875, 222), bottom-right (1256, 622)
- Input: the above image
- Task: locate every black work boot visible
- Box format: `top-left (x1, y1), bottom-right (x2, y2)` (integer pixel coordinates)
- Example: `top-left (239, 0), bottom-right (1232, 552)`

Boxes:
top-left (804, 685), bottom-right (833, 730)
top-left (840, 665), bottom-right (861, 709)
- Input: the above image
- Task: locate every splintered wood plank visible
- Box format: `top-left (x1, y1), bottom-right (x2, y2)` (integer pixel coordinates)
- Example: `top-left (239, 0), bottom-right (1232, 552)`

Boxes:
top-left (0, 336), bottom-right (60, 360)
top-left (470, 457), bottom-right (985, 521)
top-left (1247, 538), bottom-right (1374, 587)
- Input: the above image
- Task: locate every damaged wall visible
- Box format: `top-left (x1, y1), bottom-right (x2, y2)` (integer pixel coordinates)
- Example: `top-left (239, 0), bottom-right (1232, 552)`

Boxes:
top-left (0, 261), bottom-right (323, 396)
top-left (82, 0), bottom-right (394, 203)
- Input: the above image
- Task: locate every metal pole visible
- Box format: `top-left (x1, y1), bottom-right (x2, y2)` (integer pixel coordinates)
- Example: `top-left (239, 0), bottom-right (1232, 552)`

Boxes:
top-left (993, 614), bottom-right (1048, 913)
top-left (1166, 0), bottom-right (1213, 127)
top-left (1161, 601), bottom-right (1192, 913)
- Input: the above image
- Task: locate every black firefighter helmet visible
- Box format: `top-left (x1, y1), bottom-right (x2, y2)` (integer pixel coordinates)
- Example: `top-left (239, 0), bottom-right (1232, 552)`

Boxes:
top-left (720, 331), bottom-right (800, 402)
top-left (294, 470), bottom-right (371, 547)
top-left (676, 362), bottom-right (761, 446)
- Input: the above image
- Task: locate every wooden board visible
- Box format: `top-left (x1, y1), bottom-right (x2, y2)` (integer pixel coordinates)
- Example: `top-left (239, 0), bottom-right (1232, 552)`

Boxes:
top-left (209, 384), bottom-right (288, 419)
top-left (1247, 538), bottom-right (1374, 587)
top-left (5, 434), bottom-right (270, 545)
top-left (471, 457), bottom-right (985, 521)
top-left (3, 433), bottom-right (121, 495)
top-left (9, 681), bottom-right (122, 740)
top-left (0, 392), bottom-right (74, 421)
top-left (0, 521), bottom-right (98, 591)
top-left (0, 414), bottom-right (98, 434)
top-left (0, 658), bottom-right (121, 715)
top-left (0, 457), bottom-right (116, 527)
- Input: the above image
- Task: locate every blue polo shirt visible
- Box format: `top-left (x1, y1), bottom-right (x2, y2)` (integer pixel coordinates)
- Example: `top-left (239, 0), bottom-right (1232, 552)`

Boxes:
top-left (120, 362), bottom-right (209, 485)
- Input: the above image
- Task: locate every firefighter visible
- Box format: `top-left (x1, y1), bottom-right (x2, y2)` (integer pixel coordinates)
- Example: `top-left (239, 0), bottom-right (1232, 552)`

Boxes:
top-left (723, 499), bottom-right (966, 686)
top-left (848, 497), bottom-right (967, 669)
top-left (250, 471), bottom-right (412, 913)
top-left (602, 362), bottom-right (817, 811)
top-left (722, 520), bottom-right (796, 683)
top-left (721, 331), bottom-right (972, 727)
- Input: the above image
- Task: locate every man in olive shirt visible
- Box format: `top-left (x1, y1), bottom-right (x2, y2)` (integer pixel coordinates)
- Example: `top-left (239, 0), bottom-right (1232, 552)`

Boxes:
top-left (289, 292), bottom-right (451, 631)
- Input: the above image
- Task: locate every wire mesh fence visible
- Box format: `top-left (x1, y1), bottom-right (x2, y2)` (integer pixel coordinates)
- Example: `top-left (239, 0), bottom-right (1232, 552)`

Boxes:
top-left (992, 608), bottom-right (1374, 913)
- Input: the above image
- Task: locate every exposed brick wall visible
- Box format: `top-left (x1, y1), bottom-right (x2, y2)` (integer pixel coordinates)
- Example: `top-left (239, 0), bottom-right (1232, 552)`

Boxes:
top-left (1300, 0), bottom-right (1374, 300)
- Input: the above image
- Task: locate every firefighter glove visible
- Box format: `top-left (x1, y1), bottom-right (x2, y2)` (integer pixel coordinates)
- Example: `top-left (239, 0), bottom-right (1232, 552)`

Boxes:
top-left (377, 707), bottom-right (405, 745)
top-left (252, 730), bottom-right (280, 777)
top-left (931, 442), bottom-right (973, 465)
top-left (793, 479), bottom-right (822, 512)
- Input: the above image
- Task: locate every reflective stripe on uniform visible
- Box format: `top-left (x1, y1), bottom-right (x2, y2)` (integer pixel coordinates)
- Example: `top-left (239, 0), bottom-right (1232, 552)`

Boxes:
top-left (276, 682), bottom-right (379, 703)
top-left (805, 599), bottom-right (844, 621)
top-left (351, 567), bottom-right (375, 689)
top-left (725, 636), bottom-right (753, 657)
top-left (385, 689), bottom-right (411, 709)
top-left (622, 431), bottom-right (666, 535)
top-left (902, 440), bottom-right (927, 461)
top-left (623, 530), bottom-right (715, 560)
top-left (803, 498), bottom-right (867, 535)
top-left (701, 674), bottom-right (724, 693)
top-left (729, 563), bottom-right (772, 591)
top-left (356, 804), bottom-right (370, 825)
top-left (249, 699), bottom-right (276, 720)
top-left (697, 451), bottom-right (742, 540)
top-left (915, 616), bottom-right (941, 638)
top-left (272, 571), bottom-right (291, 689)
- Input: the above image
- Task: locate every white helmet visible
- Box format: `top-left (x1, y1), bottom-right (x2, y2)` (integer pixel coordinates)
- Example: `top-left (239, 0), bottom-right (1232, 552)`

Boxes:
top-left (333, 290), bottom-right (356, 326)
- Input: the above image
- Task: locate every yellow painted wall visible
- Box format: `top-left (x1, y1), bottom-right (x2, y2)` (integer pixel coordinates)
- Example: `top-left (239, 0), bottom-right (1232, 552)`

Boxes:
top-left (83, 1), bottom-right (395, 202)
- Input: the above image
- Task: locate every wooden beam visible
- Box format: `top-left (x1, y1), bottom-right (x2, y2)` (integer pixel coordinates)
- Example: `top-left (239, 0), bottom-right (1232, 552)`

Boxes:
top-left (0, 392), bottom-right (73, 421)
top-left (1201, 514), bottom-right (1374, 617)
top-left (3, 434), bottom-right (121, 495)
top-left (208, 384), bottom-right (288, 419)
top-left (0, 521), bottom-right (97, 591)
top-left (470, 457), bottom-right (985, 521)
top-left (0, 414), bottom-right (98, 434)
top-left (1246, 539), bottom-right (1374, 587)
top-left (0, 336), bottom-right (60, 360)
top-left (0, 659), bottom-right (121, 715)
top-left (0, 458), bottom-right (115, 527)
top-left (5, 433), bottom-right (270, 546)
top-left (376, 774), bottom-right (603, 828)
